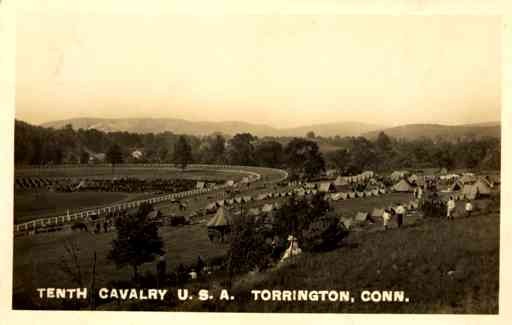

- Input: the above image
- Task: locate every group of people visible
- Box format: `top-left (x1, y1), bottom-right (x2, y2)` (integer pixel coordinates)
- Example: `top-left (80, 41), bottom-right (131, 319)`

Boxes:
top-left (446, 196), bottom-right (474, 220)
top-left (72, 177), bottom-right (197, 193)
top-left (382, 203), bottom-right (407, 230)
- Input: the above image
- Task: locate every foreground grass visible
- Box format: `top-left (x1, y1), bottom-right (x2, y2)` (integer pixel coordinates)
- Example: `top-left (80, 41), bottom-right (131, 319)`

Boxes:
top-left (180, 212), bottom-right (499, 313)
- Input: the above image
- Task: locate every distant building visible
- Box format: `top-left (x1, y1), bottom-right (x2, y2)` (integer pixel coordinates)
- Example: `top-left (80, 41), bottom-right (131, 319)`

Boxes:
top-left (89, 153), bottom-right (106, 163)
top-left (131, 150), bottom-right (144, 160)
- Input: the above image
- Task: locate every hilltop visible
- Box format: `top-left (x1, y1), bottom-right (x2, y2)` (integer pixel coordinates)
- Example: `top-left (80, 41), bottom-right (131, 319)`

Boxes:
top-left (41, 118), bottom-right (383, 138)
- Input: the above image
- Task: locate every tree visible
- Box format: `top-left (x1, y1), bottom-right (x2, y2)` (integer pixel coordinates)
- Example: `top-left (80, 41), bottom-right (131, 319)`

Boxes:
top-left (284, 138), bottom-right (325, 180)
top-left (325, 148), bottom-right (350, 175)
top-left (106, 143), bottom-right (123, 167)
top-left (158, 147), bottom-right (169, 163)
top-left (80, 150), bottom-right (90, 164)
top-left (226, 212), bottom-right (269, 282)
top-left (210, 134), bottom-right (226, 163)
top-left (108, 203), bottom-right (164, 281)
top-left (375, 132), bottom-right (392, 152)
top-left (347, 137), bottom-right (376, 173)
top-left (201, 134), bottom-right (226, 164)
top-left (254, 140), bottom-right (283, 167)
top-left (306, 131), bottom-right (316, 139)
top-left (173, 135), bottom-right (193, 170)
top-left (227, 133), bottom-right (256, 165)
top-left (272, 194), bottom-right (347, 252)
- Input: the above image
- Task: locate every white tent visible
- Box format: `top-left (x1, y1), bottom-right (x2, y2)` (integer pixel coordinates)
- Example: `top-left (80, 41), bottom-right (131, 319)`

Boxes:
top-left (339, 217), bottom-right (353, 230)
top-left (261, 203), bottom-right (274, 213)
top-left (280, 236), bottom-right (302, 262)
top-left (354, 212), bottom-right (369, 223)
top-left (331, 193), bottom-right (344, 201)
top-left (393, 179), bottom-right (414, 192)
top-left (370, 208), bottom-right (384, 218)
top-left (334, 176), bottom-right (348, 186)
top-left (474, 178), bottom-right (492, 196)
top-left (207, 207), bottom-right (231, 227)
top-left (318, 182), bottom-right (336, 193)
top-left (256, 193), bottom-right (268, 201)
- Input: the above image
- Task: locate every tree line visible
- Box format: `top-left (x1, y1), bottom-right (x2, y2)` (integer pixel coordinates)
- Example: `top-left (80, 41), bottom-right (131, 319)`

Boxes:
top-left (15, 119), bottom-right (500, 178)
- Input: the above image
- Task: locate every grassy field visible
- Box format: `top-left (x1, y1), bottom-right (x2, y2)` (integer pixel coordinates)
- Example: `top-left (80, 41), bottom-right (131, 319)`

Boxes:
top-left (13, 165), bottom-right (284, 223)
top-left (179, 210), bottom-right (499, 313)
top-left (13, 191), bottom-right (157, 224)
top-left (12, 221), bottom-right (229, 308)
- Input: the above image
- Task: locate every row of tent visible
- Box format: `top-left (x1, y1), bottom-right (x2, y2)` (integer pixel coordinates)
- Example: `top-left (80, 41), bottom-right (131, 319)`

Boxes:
top-left (15, 177), bottom-right (54, 189)
top-left (207, 202), bottom-right (282, 228)
top-left (332, 171), bottom-right (375, 185)
top-left (204, 188), bottom-right (315, 214)
top-left (339, 200), bottom-right (421, 230)
top-left (326, 188), bottom-right (387, 201)
top-left (450, 177), bottom-right (493, 200)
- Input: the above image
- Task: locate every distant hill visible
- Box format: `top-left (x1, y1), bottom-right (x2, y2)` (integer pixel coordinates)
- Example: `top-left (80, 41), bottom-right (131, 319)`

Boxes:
top-left (280, 122), bottom-right (384, 137)
top-left (41, 118), bottom-right (384, 138)
top-left (363, 123), bottom-right (501, 141)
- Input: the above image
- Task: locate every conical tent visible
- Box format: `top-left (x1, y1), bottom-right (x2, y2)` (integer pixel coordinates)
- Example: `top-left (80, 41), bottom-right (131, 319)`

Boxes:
top-left (460, 174), bottom-right (477, 184)
top-left (318, 182), bottom-right (336, 193)
top-left (355, 212), bottom-right (369, 222)
top-left (474, 178), bottom-right (492, 196)
top-left (371, 208), bottom-right (384, 218)
top-left (463, 184), bottom-right (478, 200)
top-left (248, 208), bottom-right (261, 217)
top-left (262, 203), bottom-right (274, 213)
top-left (205, 202), bottom-right (218, 213)
top-left (451, 181), bottom-right (464, 192)
top-left (393, 179), bottom-right (414, 192)
top-left (339, 217), bottom-right (353, 230)
top-left (207, 207), bottom-right (231, 228)
top-left (330, 193), bottom-right (343, 201)
top-left (256, 193), bottom-right (268, 201)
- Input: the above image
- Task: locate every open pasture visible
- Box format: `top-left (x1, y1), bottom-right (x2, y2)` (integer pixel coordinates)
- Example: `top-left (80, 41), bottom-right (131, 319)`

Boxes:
top-left (14, 191), bottom-right (155, 224)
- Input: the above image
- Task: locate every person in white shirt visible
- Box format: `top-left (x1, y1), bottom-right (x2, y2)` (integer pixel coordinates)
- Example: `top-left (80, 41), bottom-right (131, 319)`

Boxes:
top-left (382, 209), bottom-right (392, 230)
top-left (465, 200), bottom-right (473, 218)
top-left (395, 203), bottom-right (406, 228)
top-left (417, 186), bottom-right (423, 200)
top-left (447, 196), bottom-right (456, 220)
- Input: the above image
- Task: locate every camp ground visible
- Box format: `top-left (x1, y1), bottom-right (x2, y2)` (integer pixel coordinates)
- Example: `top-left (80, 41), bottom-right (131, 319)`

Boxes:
top-left (12, 161), bottom-right (500, 314)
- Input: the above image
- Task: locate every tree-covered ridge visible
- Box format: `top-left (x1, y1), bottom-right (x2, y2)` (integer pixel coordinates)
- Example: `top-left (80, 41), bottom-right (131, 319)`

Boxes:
top-left (15, 120), bottom-right (500, 177)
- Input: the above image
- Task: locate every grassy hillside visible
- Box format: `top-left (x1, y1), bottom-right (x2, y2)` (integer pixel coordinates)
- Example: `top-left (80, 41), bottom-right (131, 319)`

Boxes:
top-left (182, 211), bottom-right (499, 313)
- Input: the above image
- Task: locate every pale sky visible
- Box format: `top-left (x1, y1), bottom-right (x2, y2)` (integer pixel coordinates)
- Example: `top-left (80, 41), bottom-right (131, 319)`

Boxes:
top-left (16, 12), bottom-right (501, 128)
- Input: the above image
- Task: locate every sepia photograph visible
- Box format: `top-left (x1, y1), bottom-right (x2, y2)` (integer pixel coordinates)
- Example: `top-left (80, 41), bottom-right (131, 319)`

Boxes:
top-left (9, 5), bottom-right (504, 315)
